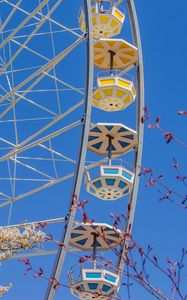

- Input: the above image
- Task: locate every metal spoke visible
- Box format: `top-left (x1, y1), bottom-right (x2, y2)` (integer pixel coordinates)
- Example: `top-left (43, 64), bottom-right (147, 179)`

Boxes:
top-left (2, 0), bottom-right (82, 38)
top-left (0, 0), bottom-right (49, 50)
top-left (0, 172), bottom-right (74, 208)
top-left (12, 250), bottom-right (58, 259)
top-left (14, 28), bottom-right (81, 39)
top-left (38, 144), bottom-right (76, 164)
top-left (0, 0), bottom-right (23, 32)
top-left (1, 0), bottom-right (63, 74)
top-left (0, 99), bottom-right (83, 153)
top-left (0, 120), bottom-right (81, 161)
top-left (10, 157), bottom-right (55, 180)
top-left (3, 217), bottom-right (67, 228)
top-left (0, 35), bottom-right (85, 110)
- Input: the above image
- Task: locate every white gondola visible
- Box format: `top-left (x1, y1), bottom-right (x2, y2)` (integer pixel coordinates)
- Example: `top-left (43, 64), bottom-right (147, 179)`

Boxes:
top-left (86, 165), bottom-right (134, 200)
top-left (70, 268), bottom-right (119, 300)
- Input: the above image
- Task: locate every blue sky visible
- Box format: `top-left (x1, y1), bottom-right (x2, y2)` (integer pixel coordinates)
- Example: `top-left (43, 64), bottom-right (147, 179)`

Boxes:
top-left (0, 0), bottom-right (187, 299)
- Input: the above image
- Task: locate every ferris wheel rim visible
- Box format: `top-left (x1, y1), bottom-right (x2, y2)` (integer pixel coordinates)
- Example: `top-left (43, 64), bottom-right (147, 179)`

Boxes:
top-left (44, 0), bottom-right (94, 299)
top-left (116, 0), bottom-right (144, 274)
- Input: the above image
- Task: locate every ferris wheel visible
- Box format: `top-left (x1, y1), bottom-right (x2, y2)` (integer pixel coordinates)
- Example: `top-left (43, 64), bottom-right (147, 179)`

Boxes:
top-left (0, 0), bottom-right (144, 299)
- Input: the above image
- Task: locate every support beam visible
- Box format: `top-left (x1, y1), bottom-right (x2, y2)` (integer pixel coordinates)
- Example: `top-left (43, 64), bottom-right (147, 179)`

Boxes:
top-left (0, 0), bottom-right (49, 49)
top-left (1, 0), bottom-right (63, 74)
top-left (0, 118), bottom-right (81, 162)
top-left (12, 250), bottom-right (58, 259)
top-left (3, 217), bottom-right (67, 228)
top-left (117, 0), bottom-right (144, 275)
top-left (2, 0), bottom-right (82, 38)
top-left (115, 0), bottom-right (123, 7)
top-left (0, 0), bottom-right (23, 32)
top-left (10, 157), bottom-right (54, 180)
top-left (0, 35), bottom-right (85, 105)
top-left (12, 246), bottom-right (79, 259)
top-left (39, 144), bottom-right (76, 164)
top-left (0, 172), bottom-right (74, 208)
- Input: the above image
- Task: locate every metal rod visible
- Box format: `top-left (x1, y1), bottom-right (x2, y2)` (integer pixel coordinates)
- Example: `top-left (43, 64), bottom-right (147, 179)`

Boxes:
top-left (115, 0), bottom-right (123, 7)
top-left (0, 120), bottom-right (81, 162)
top-left (0, 35), bottom-right (85, 105)
top-left (108, 136), bottom-right (112, 166)
top-left (1, 0), bottom-right (63, 75)
top-left (12, 246), bottom-right (79, 259)
top-left (12, 250), bottom-right (58, 259)
top-left (108, 50), bottom-right (115, 76)
top-left (100, 1), bottom-right (104, 12)
top-left (45, 0), bottom-right (93, 298)
top-left (0, 0), bottom-right (23, 33)
top-left (92, 232), bottom-right (99, 269)
top-left (106, 134), bottom-right (113, 166)
top-left (2, 217), bottom-right (67, 229)
top-left (3, 0), bottom-right (81, 38)
top-left (0, 173), bottom-right (74, 208)
top-left (0, 0), bottom-right (49, 50)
